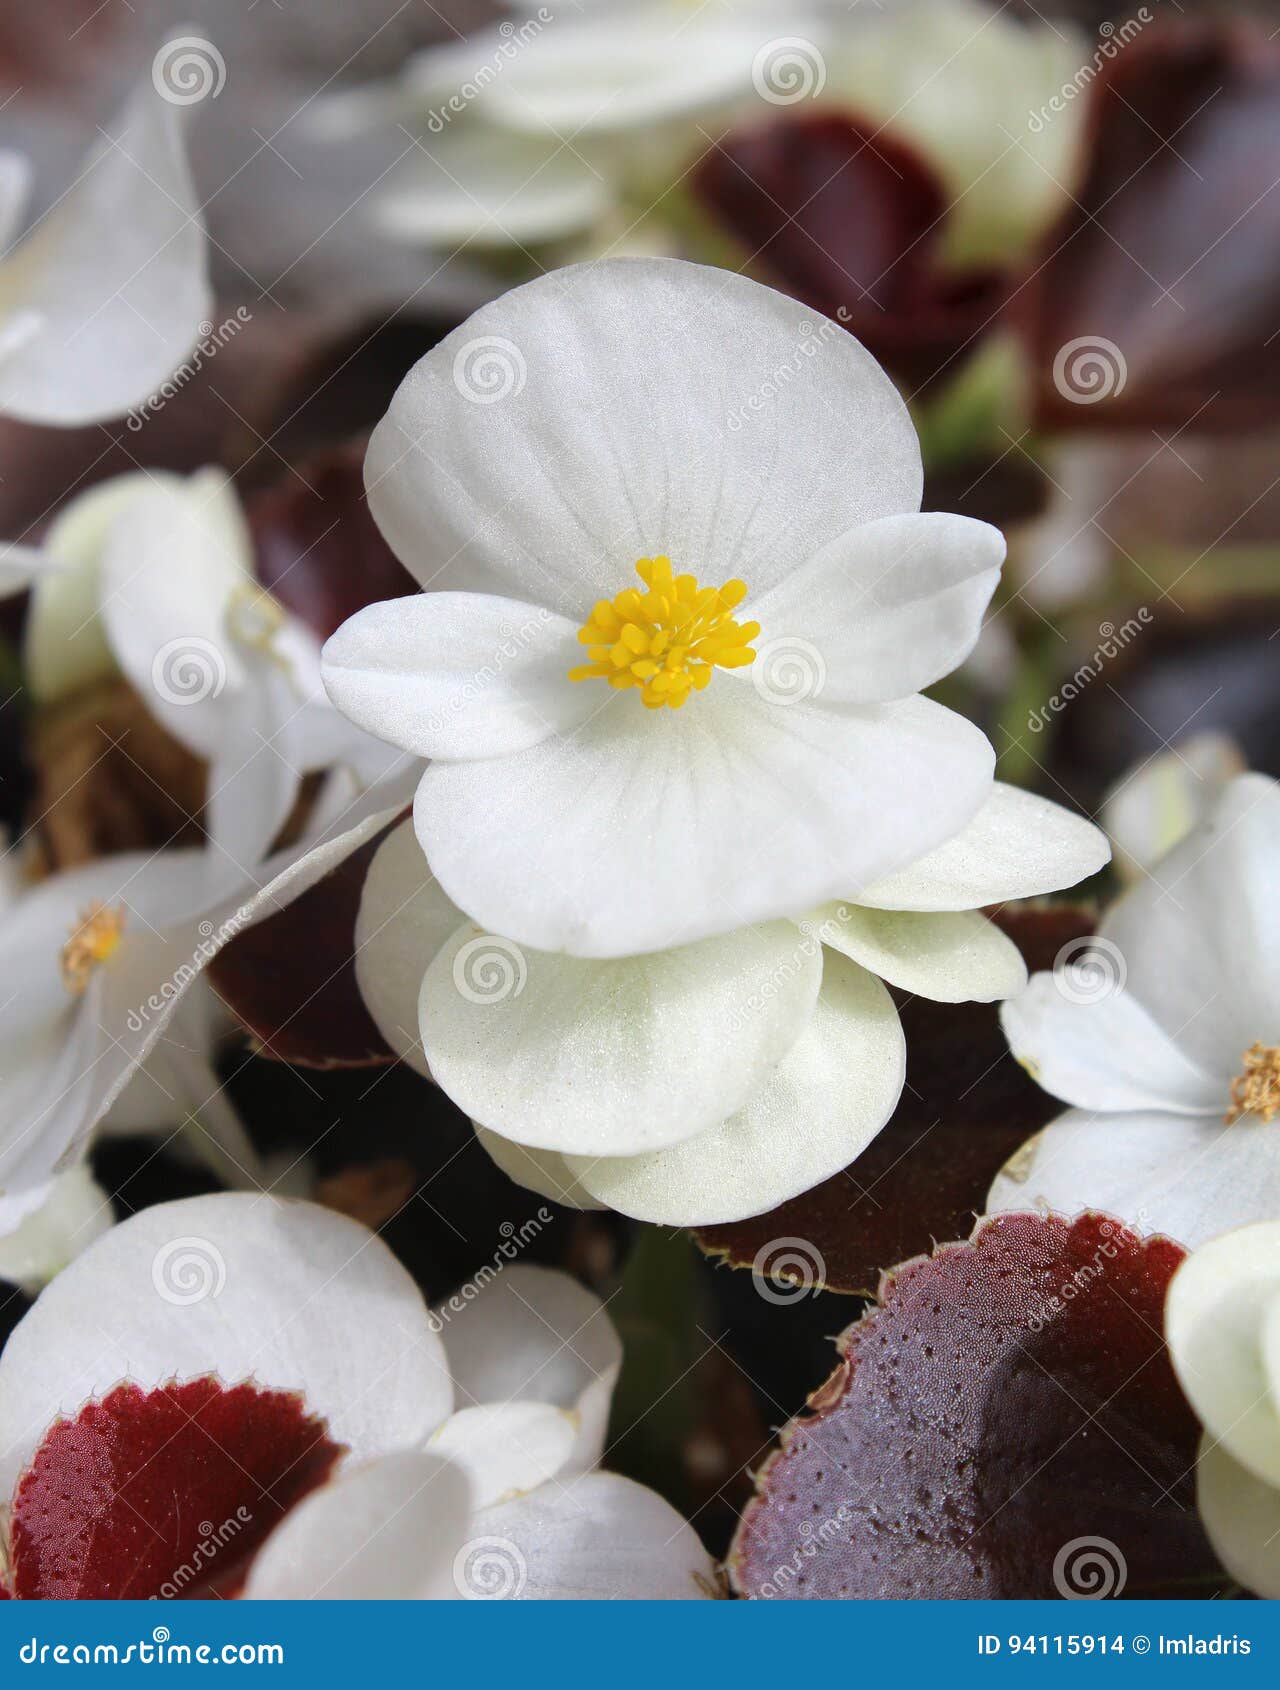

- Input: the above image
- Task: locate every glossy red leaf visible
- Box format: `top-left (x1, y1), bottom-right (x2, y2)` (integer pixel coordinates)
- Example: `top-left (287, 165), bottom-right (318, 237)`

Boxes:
top-left (731, 1210), bottom-right (1224, 1599)
top-left (697, 904), bottom-right (1093, 1294)
top-left (693, 112), bottom-right (1007, 395)
top-left (11, 1379), bottom-right (342, 1599)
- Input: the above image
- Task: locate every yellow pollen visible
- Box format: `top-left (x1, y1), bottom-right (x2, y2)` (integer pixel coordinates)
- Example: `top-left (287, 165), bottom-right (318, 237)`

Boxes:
top-left (60, 903), bottom-right (125, 996)
top-left (1226, 1042), bottom-right (1280, 1124)
top-left (226, 581), bottom-right (288, 659)
top-left (568, 557), bottom-right (758, 711)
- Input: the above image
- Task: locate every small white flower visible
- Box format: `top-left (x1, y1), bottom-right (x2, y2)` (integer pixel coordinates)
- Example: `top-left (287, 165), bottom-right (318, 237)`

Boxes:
top-left (991, 772), bottom-right (1280, 1249)
top-left (350, 782), bottom-right (1105, 1225)
top-left (0, 1194), bottom-right (714, 1601)
top-left (1165, 1222), bottom-right (1280, 1599)
top-left (323, 258), bottom-right (1026, 960)
top-left (0, 52), bottom-right (210, 427)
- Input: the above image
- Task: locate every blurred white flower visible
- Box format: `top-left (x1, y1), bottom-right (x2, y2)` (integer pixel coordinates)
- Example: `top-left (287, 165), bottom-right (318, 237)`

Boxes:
top-left (1102, 732), bottom-right (1246, 882)
top-left (1166, 1221), bottom-right (1280, 1599)
top-left (322, 258), bottom-right (1019, 960)
top-left (991, 772), bottom-right (1280, 1248)
top-left (0, 1194), bottom-right (714, 1600)
top-left (349, 784), bottom-right (1105, 1226)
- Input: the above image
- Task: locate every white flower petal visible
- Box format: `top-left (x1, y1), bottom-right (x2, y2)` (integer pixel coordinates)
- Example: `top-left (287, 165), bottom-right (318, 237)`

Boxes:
top-left (430, 1403), bottom-right (577, 1508)
top-left (1165, 1220), bottom-right (1280, 1489)
top-left (415, 687), bottom-right (993, 957)
top-left (988, 1111), bottom-right (1280, 1253)
top-left (364, 258), bottom-right (920, 614)
top-left (1100, 774), bottom-right (1280, 1079)
top-left (0, 149), bottom-right (31, 249)
top-left (244, 1451), bottom-right (471, 1600)
top-left (322, 592), bottom-right (590, 760)
top-left (0, 1194), bottom-right (453, 1502)
top-left (1195, 1436), bottom-right (1280, 1601)
top-left (477, 1471), bottom-right (715, 1600)
top-left (0, 73), bottom-right (210, 425)
top-left (354, 817), bottom-right (462, 1078)
top-left (814, 902), bottom-right (1025, 1002)
top-left (420, 915), bottom-right (822, 1156)
top-left (1000, 973), bottom-right (1225, 1116)
top-left (0, 1164), bottom-right (112, 1293)
top-left (752, 513), bottom-right (1004, 705)
top-left (1103, 733), bottom-right (1245, 882)
top-left (0, 543), bottom-right (56, 596)
top-left (434, 1263), bottom-right (620, 1474)
top-left (856, 781), bottom-right (1110, 911)
top-left (567, 950), bottom-right (904, 1225)
top-left (474, 1127), bottom-right (606, 1211)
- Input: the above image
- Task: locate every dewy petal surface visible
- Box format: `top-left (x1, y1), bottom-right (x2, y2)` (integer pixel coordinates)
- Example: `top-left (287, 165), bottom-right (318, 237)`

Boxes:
top-left (415, 687), bottom-right (994, 957)
top-left (419, 915), bottom-right (822, 1156)
top-left (363, 258), bottom-right (921, 616)
top-left (566, 950), bottom-right (905, 1225)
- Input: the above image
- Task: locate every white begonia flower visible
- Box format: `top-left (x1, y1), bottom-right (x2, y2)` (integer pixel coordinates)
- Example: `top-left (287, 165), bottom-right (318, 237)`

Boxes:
top-left (990, 773), bottom-right (1280, 1250)
top-left (0, 1194), bottom-right (714, 1601)
top-left (0, 1164), bottom-right (112, 1296)
top-left (350, 783), bottom-right (1106, 1225)
top-left (0, 58), bottom-right (210, 427)
top-left (1102, 732), bottom-right (1246, 883)
top-left (823, 0), bottom-right (1087, 268)
top-left (1165, 1222), bottom-right (1280, 1600)
top-left (23, 467), bottom-right (406, 871)
top-left (311, 9), bottom-right (781, 252)
top-left (0, 786), bottom-right (408, 1242)
top-left (322, 258), bottom-right (1025, 960)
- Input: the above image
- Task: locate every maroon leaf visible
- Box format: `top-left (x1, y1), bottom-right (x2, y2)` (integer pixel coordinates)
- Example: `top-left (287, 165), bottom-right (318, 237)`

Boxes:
top-left (697, 903), bottom-right (1093, 1294)
top-left (730, 1210), bottom-right (1225, 1599)
top-left (209, 819), bottom-right (397, 1067)
top-left (1025, 20), bottom-right (1280, 433)
top-left (693, 113), bottom-right (1008, 395)
top-left (247, 441), bottom-right (417, 640)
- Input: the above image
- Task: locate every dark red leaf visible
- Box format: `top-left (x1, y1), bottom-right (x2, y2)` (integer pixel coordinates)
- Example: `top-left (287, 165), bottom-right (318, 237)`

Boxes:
top-left (1025, 21), bottom-right (1280, 433)
top-left (693, 112), bottom-right (1008, 395)
top-left (697, 903), bottom-right (1093, 1294)
top-left (209, 818), bottom-right (398, 1067)
top-left (731, 1210), bottom-right (1224, 1599)
top-left (11, 1379), bottom-right (341, 1599)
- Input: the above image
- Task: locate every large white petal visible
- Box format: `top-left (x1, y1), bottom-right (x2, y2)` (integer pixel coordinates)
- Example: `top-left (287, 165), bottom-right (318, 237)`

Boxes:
top-left (567, 950), bottom-right (904, 1224)
top-left (474, 1128), bottom-right (605, 1212)
top-left (354, 818), bottom-right (462, 1078)
top-left (1000, 973), bottom-right (1226, 1116)
top-left (751, 513), bottom-right (1004, 705)
top-left (1100, 774), bottom-right (1280, 1079)
top-left (322, 592), bottom-right (590, 759)
top-left (1165, 1221), bottom-right (1280, 1489)
top-left (434, 1263), bottom-right (620, 1474)
top-left (244, 1451), bottom-right (471, 1601)
top-left (0, 1194), bottom-right (453, 1502)
top-left (430, 1403), bottom-right (577, 1508)
top-left (1195, 1437), bottom-right (1280, 1600)
top-left (0, 74), bottom-right (210, 425)
top-left (420, 916), bottom-right (822, 1156)
top-left (856, 781), bottom-right (1110, 910)
top-left (814, 903), bottom-right (1025, 1002)
top-left (987, 1110), bottom-right (1280, 1252)
top-left (475, 1472), bottom-right (715, 1600)
top-left (364, 259), bottom-right (920, 613)
top-left (415, 686), bottom-right (993, 957)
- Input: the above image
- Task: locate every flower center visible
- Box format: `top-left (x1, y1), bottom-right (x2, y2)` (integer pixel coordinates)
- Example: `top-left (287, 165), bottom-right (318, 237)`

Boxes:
top-left (1226, 1043), bottom-right (1280, 1124)
top-left (568, 557), bottom-right (758, 710)
top-left (226, 581), bottom-right (287, 657)
top-left (60, 903), bottom-right (125, 995)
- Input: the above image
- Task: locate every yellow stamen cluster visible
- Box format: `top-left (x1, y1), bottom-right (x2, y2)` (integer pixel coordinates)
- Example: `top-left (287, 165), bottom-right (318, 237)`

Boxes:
top-left (60, 903), bottom-right (125, 995)
top-left (226, 581), bottom-right (287, 658)
top-left (1226, 1042), bottom-right (1280, 1124)
top-left (569, 557), bottom-right (758, 710)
